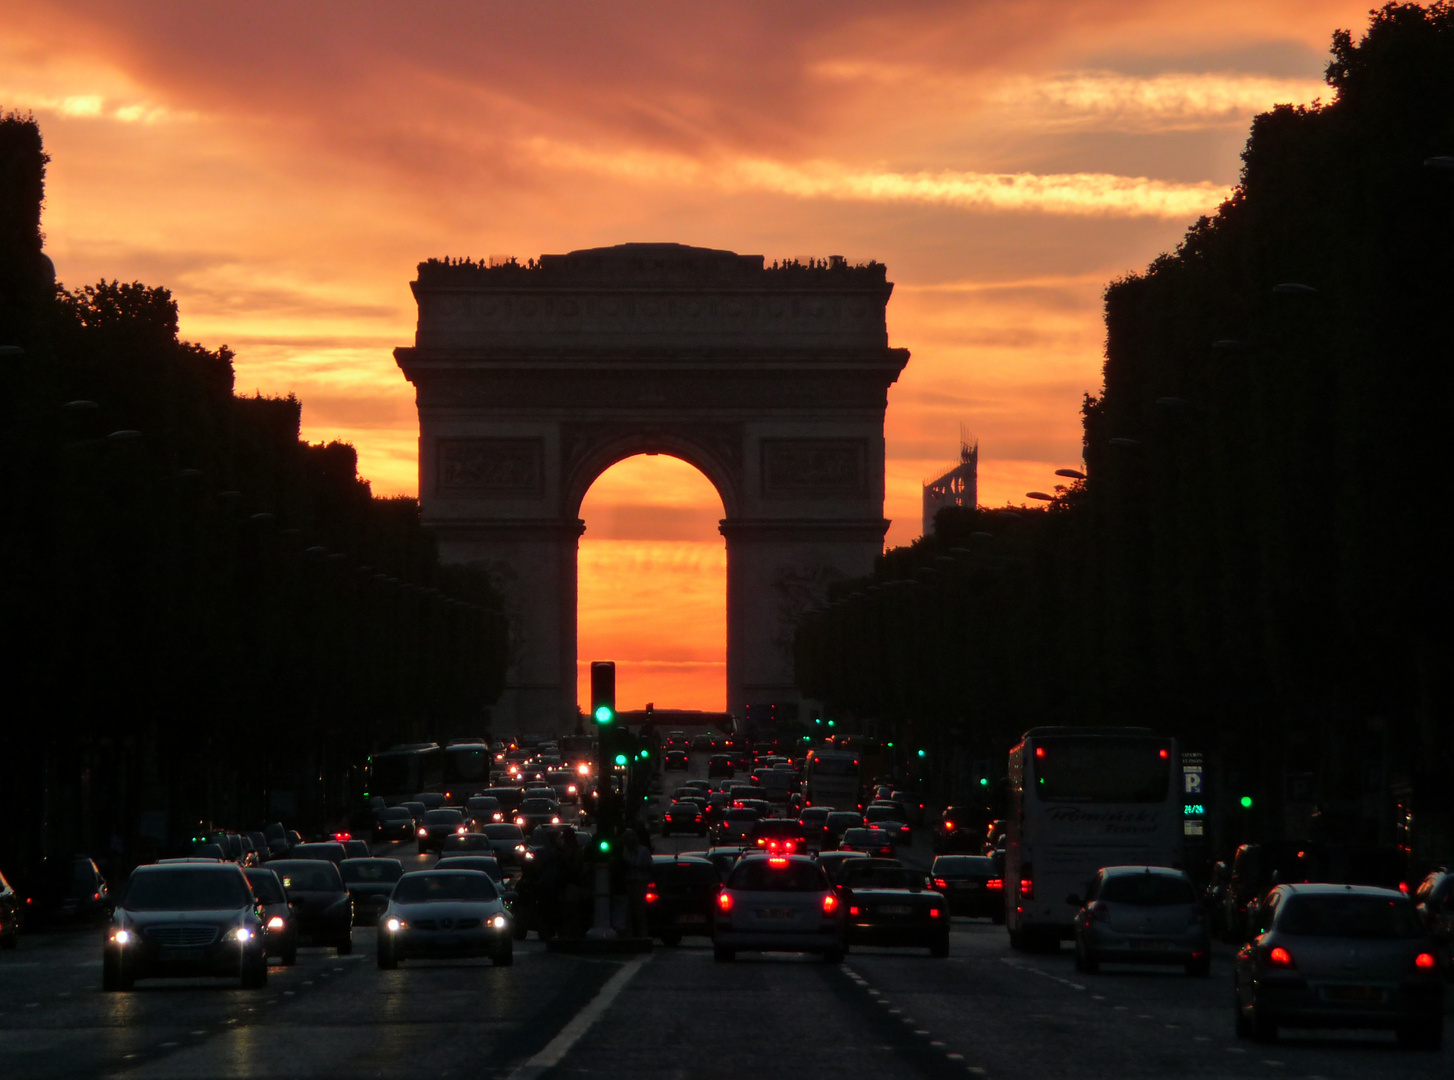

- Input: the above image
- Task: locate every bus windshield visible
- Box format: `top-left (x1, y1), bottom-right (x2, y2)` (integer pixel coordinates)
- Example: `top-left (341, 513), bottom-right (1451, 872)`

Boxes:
top-left (1032, 737), bottom-right (1171, 803)
top-left (444, 745), bottom-right (491, 783)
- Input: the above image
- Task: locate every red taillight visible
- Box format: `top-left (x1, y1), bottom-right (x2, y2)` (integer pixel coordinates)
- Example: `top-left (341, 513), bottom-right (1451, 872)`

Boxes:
top-left (928, 908), bottom-right (940, 918)
top-left (1019, 878), bottom-right (1034, 900)
top-left (986, 878), bottom-right (1003, 891)
top-left (1035, 747), bottom-right (1045, 759)
top-left (717, 892), bottom-right (733, 913)
top-left (944, 821), bottom-right (954, 831)
top-left (1267, 946), bottom-right (1295, 969)
top-left (849, 905), bottom-right (860, 916)
top-left (1158, 749), bottom-right (1168, 759)
top-left (1415, 952), bottom-right (1436, 970)
top-left (1398, 881), bottom-right (1410, 894)
top-left (934, 877), bottom-right (948, 890)
top-left (333, 832), bottom-right (351, 841)
top-left (822, 893), bottom-right (839, 915)
top-left (645, 887), bottom-right (659, 905)
top-left (768, 856), bottom-right (789, 867)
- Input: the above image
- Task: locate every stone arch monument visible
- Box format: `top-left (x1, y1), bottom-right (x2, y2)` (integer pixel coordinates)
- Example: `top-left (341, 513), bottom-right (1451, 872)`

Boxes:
top-left (395, 243), bottom-right (909, 734)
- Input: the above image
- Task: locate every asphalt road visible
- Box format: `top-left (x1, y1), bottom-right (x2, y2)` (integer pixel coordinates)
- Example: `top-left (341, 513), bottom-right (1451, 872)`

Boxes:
top-left (2, 755), bottom-right (1449, 1080)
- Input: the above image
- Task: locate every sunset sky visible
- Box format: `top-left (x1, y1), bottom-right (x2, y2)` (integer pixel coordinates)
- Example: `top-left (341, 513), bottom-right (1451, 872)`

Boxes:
top-left (3, 0), bottom-right (1374, 711)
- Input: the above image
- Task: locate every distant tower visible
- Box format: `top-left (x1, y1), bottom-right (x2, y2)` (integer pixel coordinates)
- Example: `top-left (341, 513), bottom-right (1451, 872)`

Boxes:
top-left (922, 429), bottom-right (978, 536)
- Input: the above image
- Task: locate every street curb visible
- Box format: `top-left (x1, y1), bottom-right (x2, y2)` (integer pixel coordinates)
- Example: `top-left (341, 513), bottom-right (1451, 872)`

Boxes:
top-left (545, 937), bottom-right (654, 955)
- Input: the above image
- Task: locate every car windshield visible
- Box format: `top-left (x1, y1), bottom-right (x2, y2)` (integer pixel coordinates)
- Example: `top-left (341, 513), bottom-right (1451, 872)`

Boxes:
top-left (484, 824), bottom-right (525, 840)
top-left (272, 863), bottom-right (344, 891)
top-left (843, 866), bottom-right (923, 889)
top-left (724, 809), bottom-right (759, 822)
top-left (380, 808), bottom-right (412, 821)
top-left (123, 869), bottom-right (251, 911)
top-left (753, 821), bottom-right (804, 837)
top-left (520, 799), bottom-right (557, 812)
top-left (435, 859), bottom-right (503, 880)
top-left (729, 860), bottom-right (829, 892)
top-left (843, 829), bottom-right (886, 844)
top-left (393, 873), bottom-right (498, 903)
top-left (1279, 894), bottom-right (1422, 938)
top-left (244, 872), bottom-right (285, 903)
top-left (341, 861), bottom-right (404, 884)
top-left (467, 798), bottom-right (500, 812)
top-left (423, 810), bottom-right (463, 824)
top-left (1097, 873), bottom-right (1196, 905)
top-left (826, 814), bottom-right (861, 829)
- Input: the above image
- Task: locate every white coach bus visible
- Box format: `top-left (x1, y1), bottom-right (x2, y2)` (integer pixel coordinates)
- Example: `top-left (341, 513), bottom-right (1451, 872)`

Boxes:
top-left (1004, 726), bottom-right (1183, 951)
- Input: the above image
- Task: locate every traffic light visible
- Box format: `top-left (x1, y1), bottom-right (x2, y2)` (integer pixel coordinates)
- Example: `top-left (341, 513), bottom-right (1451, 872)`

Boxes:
top-left (590, 661), bottom-right (616, 724)
top-left (1240, 795), bottom-right (1254, 809)
top-left (614, 753), bottom-right (628, 767)
top-left (917, 749), bottom-right (927, 758)
top-left (978, 776), bottom-right (990, 787)
top-left (597, 837), bottom-right (611, 855)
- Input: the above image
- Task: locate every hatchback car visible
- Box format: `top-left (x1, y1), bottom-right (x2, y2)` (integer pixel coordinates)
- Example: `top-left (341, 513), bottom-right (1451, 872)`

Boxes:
top-left (711, 808), bottom-right (761, 846)
top-left (1072, 866), bottom-right (1209, 976)
top-left (378, 870), bottom-right (513, 968)
top-left (664, 750), bottom-right (690, 771)
top-left (839, 828), bottom-right (896, 859)
top-left (713, 854), bottom-right (844, 963)
top-left (267, 860), bottom-right (353, 954)
top-left (749, 819), bottom-right (809, 856)
top-left (1234, 883), bottom-right (1443, 1046)
top-left (646, 855), bottom-right (721, 945)
top-left (104, 862), bottom-right (267, 990)
top-left (662, 802), bottom-right (708, 837)
top-left (707, 754), bottom-right (735, 778)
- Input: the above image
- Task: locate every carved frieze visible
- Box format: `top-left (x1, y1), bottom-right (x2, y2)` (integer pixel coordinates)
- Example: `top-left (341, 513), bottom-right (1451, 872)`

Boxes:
top-left (437, 438), bottom-right (544, 496)
top-left (761, 439), bottom-right (867, 498)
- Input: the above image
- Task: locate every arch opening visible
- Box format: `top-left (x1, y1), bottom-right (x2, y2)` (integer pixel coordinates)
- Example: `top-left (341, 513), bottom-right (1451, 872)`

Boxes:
top-left (576, 454), bottom-right (726, 713)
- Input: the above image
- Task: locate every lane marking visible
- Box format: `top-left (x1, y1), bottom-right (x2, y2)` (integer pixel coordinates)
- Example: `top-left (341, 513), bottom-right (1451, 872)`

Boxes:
top-left (503, 955), bottom-right (651, 1080)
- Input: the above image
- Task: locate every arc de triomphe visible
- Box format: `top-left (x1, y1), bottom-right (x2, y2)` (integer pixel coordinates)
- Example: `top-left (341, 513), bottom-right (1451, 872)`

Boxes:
top-left (395, 243), bottom-right (909, 734)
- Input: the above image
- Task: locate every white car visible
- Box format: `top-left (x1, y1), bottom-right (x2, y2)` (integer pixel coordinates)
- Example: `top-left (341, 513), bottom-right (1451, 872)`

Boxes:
top-left (377, 870), bottom-right (514, 969)
top-left (712, 854), bottom-right (845, 963)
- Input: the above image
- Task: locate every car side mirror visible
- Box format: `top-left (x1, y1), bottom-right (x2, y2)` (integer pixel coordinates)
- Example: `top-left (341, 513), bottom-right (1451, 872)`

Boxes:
top-left (1065, 894), bottom-right (1082, 907)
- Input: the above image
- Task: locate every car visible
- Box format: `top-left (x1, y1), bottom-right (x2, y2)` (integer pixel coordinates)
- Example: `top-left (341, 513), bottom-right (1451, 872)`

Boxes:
top-left (823, 811), bottom-right (863, 848)
top-left (266, 860), bottom-right (354, 954)
top-left (32, 856), bottom-right (110, 924)
top-left (815, 850), bottom-right (871, 885)
top-left (677, 779), bottom-right (712, 800)
top-left (863, 806), bottom-right (912, 845)
top-left (662, 801), bottom-right (708, 837)
top-left (748, 819), bottom-right (809, 855)
top-left (707, 754), bottom-right (735, 778)
top-left (545, 770), bottom-right (582, 804)
top-left (244, 867), bottom-right (297, 966)
top-left (1233, 883), bottom-right (1444, 1047)
top-left (465, 796), bottom-right (505, 828)
top-left (480, 823), bottom-right (529, 867)
top-left (418, 809), bottom-right (470, 854)
top-left (1071, 866), bottom-right (1211, 976)
top-left (703, 846), bottom-right (748, 880)
top-left (0, 867), bottom-right (21, 949)
top-left (837, 859), bottom-right (949, 956)
top-left (798, 807), bottom-right (832, 848)
top-left (434, 856), bottom-right (506, 883)
top-left (712, 854), bottom-right (845, 963)
top-left (440, 832), bottom-right (496, 857)
top-left (287, 842), bottom-right (347, 867)
top-left (374, 806), bottom-right (416, 843)
top-left (377, 870), bottom-right (514, 968)
top-left (414, 793), bottom-right (448, 811)
top-left (839, 827), bottom-right (896, 858)
top-left (103, 862), bottom-right (267, 991)
top-left (692, 733), bottom-right (716, 751)
top-left (931, 854), bottom-right (1005, 921)
top-left (341, 858), bottom-right (405, 926)
top-left (1223, 842), bottom-right (1327, 943)
top-left (263, 823), bottom-right (291, 857)
top-left (646, 855), bottom-right (721, 945)
top-left (1413, 870), bottom-right (1454, 975)
top-left (932, 806), bottom-right (983, 853)
top-left (480, 787), bottom-right (526, 815)
top-left (890, 790), bottom-right (927, 826)
top-left (514, 798), bottom-right (563, 835)
top-left (664, 750), bottom-right (690, 771)
top-left (711, 808), bottom-right (761, 846)
top-left (341, 839), bottom-right (371, 860)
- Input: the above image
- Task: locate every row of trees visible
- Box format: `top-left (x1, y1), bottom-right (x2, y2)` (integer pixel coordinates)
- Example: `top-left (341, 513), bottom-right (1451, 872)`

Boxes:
top-left (0, 113), bottom-right (509, 877)
top-left (796, 3), bottom-right (1454, 859)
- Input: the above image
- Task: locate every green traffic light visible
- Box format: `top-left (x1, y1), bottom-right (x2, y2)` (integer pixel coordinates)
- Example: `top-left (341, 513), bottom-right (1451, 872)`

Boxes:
top-left (827, 720), bottom-right (835, 727)
top-left (1240, 795), bottom-right (1254, 809)
top-left (814, 717), bottom-right (822, 724)
top-left (979, 777), bottom-right (989, 787)
top-left (594, 705), bottom-right (614, 724)
top-left (614, 753), bottom-right (628, 766)
top-left (917, 749), bottom-right (926, 758)
top-left (598, 839), bottom-right (611, 854)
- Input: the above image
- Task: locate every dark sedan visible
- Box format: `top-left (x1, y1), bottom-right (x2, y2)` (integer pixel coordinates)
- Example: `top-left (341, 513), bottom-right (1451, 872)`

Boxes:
top-left (267, 860), bottom-right (353, 954)
top-left (749, 819), bottom-right (809, 856)
top-left (104, 862), bottom-right (267, 990)
top-left (378, 870), bottom-right (513, 968)
top-left (417, 809), bottom-right (469, 854)
top-left (288, 842), bottom-right (347, 867)
top-left (662, 801), bottom-right (707, 837)
top-left (374, 807), bottom-right (415, 844)
top-left (931, 854), bottom-right (1004, 921)
top-left (244, 868), bottom-right (297, 965)
top-left (341, 858), bottom-right (404, 926)
top-left (514, 799), bottom-right (562, 836)
top-left (838, 827), bottom-right (896, 859)
top-left (837, 860), bottom-right (948, 956)
top-left (646, 855), bottom-right (720, 945)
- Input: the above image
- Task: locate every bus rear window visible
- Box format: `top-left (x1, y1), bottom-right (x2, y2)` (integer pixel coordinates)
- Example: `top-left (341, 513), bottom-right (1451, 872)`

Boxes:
top-left (1032, 738), bottom-right (1171, 803)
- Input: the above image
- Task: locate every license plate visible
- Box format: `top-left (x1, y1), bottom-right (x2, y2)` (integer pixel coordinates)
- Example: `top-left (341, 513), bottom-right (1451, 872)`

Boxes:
top-left (1132, 940), bottom-right (1174, 950)
top-left (955, 883), bottom-right (978, 891)
top-left (678, 914), bottom-right (707, 924)
top-left (758, 909), bottom-right (793, 919)
top-left (159, 948), bottom-right (206, 963)
top-left (879, 905), bottom-right (913, 915)
top-left (1329, 986), bottom-right (1384, 1002)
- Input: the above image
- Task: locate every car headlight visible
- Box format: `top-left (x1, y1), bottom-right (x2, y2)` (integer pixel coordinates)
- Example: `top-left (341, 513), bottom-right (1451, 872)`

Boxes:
top-left (111, 928), bottom-right (132, 946)
top-left (418, 827), bottom-right (428, 837)
top-left (385, 917), bottom-right (406, 932)
top-left (267, 916), bottom-right (286, 931)
top-left (491, 914), bottom-right (508, 930)
top-left (551, 816), bottom-right (560, 825)
top-left (231, 927), bottom-right (253, 942)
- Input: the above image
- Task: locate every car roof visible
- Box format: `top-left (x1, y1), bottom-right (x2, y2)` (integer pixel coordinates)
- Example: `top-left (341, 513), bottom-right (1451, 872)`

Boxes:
top-left (135, 861), bottom-right (241, 874)
top-left (651, 854), bottom-right (714, 866)
top-left (341, 857), bottom-right (403, 867)
top-left (1275, 882), bottom-right (1409, 900)
top-left (1098, 865), bottom-right (1188, 878)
